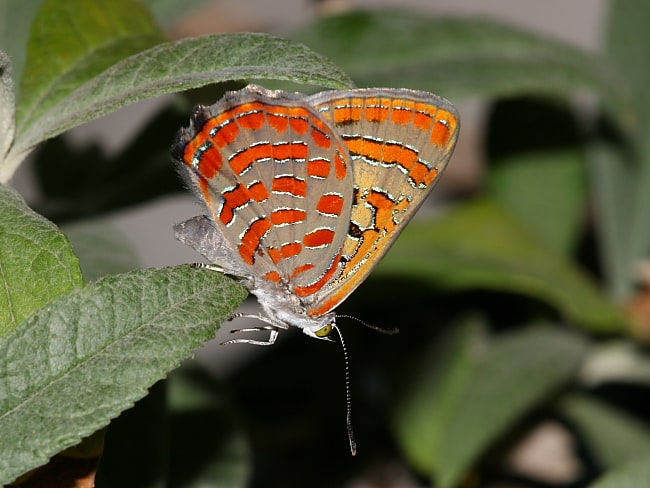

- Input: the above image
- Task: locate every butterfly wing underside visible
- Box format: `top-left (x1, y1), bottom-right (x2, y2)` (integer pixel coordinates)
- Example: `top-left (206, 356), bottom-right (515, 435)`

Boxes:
top-left (305, 88), bottom-right (460, 316)
top-left (173, 85), bottom-right (354, 296)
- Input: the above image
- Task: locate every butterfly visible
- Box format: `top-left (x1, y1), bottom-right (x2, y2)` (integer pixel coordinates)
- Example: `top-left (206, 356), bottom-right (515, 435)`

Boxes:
top-left (173, 84), bottom-right (459, 346)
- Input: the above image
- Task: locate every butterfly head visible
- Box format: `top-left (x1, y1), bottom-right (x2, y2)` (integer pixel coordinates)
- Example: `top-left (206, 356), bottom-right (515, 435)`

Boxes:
top-left (301, 314), bottom-right (336, 341)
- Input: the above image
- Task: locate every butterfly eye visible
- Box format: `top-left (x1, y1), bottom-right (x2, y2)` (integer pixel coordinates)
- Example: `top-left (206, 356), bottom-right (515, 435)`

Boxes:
top-left (315, 324), bottom-right (333, 337)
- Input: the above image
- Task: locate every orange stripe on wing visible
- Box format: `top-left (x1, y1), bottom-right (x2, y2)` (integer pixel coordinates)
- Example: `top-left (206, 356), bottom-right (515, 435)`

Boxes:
top-left (332, 99), bottom-right (364, 124)
top-left (267, 112), bottom-right (289, 132)
top-left (239, 217), bottom-right (271, 265)
top-left (230, 143), bottom-right (271, 175)
top-left (345, 138), bottom-right (418, 168)
top-left (364, 100), bottom-right (390, 122)
top-left (237, 108), bottom-right (265, 130)
top-left (295, 252), bottom-right (342, 299)
top-left (304, 228), bottom-right (335, 248)
top-left (264, 271), bottom-right (282, 283)
top-left (273, 176), bottom-right (307, 197)
top-left (311, 128), bottom-right (331, 149)
top-left (291, 263), bottom-right (315, 278)
top-left (316, 194), bottom-right (344, 216)
top-left (273, 141), bottom-right (309, 161)
top-left (213, 121), bottom-right (239, 147)
top-left (271, 208), bottom-right (307, 225)
top-left (431, 110), bottom-right (457, 146)
top-left (220, 183), bottom-right (268, 225)
top-left (197, 145), bottom-right (222, 179)
top-left (334, 151), bottom-right (347, 180)
top-left (308, 158), bottom-right (330, 178)
top-left (248, 181), bottom-right (269, 202)
top-left (268, 242), bottom-right (303, 264)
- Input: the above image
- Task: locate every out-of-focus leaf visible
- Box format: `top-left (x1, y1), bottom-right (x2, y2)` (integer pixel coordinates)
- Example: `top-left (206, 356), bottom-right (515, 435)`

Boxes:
top-left (168, 364), bottom-right (251, 487)
top-left (142, 0), bottom-right (212, 27)
top-left (589, 455), bottom-right (650, 488)
top-left (561, 395), bottom-right (650, 469)
top-left (486, 98), bottom-right (586, 254)
top-left (588, 139), bottom-right (633, 300)
top-left (0, 0), bottom-right (44, 84)
top-left (64, 219), bottom-right (140, 281)
top-left (0, 49), bottom-right (14, 160)
top-left (293, 11), bottom-right (629, 114)
top-left (393, 324), bottom-right (588, 487)
top-left (377, 199), bottom-right (627, 332)
top-left (595, 0), bottom-right (650, 300)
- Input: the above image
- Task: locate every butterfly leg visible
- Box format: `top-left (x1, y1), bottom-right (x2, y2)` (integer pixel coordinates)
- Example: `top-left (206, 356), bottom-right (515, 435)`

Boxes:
top-left (222, 313), bottom-right (289, 346)
top-left (222, 325), bottom-right (280, 346)
top-left (190, 262), bottom-right (225, 273)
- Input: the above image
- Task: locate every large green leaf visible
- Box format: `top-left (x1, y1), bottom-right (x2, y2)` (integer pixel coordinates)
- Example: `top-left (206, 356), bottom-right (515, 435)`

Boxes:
top-left (377, 199), bottom-right (627, 332)
top-left (16, 0), bottom-right (165, 133)
top-left (0, 49), bottom-right (14, 160)
top-left (0, 265), bottom-right (247, 485)
top-left (3, 33), bottom-right (353, 181)
top-left (0, 184), bottom-right (83, 335)
top-left (293, 11), bottom-right (628, 110)
top-left (393, 324), bottom-right (588, 487)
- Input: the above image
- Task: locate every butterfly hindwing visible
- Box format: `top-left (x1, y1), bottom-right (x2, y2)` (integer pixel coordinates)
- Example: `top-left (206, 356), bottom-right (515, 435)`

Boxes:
top-left (305, 88), bottom-right (460, 316)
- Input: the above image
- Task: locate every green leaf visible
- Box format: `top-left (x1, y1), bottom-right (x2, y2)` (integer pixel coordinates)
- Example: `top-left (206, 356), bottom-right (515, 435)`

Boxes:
top-left (0, 0), bottom-right (44, 85)
top-left (392, 317), bottom-right (485, 476)
top-left (167, 364), bottom-right (251, 487)
top-left (377, 199), bottom-right (627, 332)
top-left (142, 0), bottom-right (212, 27)
top-left (16, 0), bottom-right (165, 134)
top-left (4, 33), bottom-right (353, 181)
top-left (561, 395), bottom-right (650, 469)
top-left (486, 99), bottom-right (587, 254)
top-left (293, 11), bottom-right (629, 110)
top-left (589, 455), bottom-right (650, 488)
top-left (588, 139), bottom-right (634, 300)
top-left (0, 184), bottom-right (83, 335)
top-left (0, 49), bottom-right (14, 160)
top-left (0, 265), bottom-right (247, 485)
top-left (393, 325), bottom-right (588, 487)
top-left (63, 219), bottom-right (140, 281)
top-left (489, 149), bottom-right (585, 253)
top-left (99, 364), bottom-right (251, 487)
top-left (594, 0), bottom-right (650, 300)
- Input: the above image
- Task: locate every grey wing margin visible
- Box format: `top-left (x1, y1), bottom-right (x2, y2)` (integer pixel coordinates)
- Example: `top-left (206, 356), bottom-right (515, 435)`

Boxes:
top-left (174, 215), bottom-right (252, 279)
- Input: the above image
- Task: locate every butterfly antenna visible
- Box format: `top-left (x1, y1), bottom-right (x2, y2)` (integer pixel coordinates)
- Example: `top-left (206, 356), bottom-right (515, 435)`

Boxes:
top-left (336, 314), bottom-right (400, 335)
top-left (332, 324), bottom-right (357, 456)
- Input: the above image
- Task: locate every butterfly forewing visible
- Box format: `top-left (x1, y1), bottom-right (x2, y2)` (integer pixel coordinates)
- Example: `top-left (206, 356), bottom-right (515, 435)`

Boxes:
top-left (306, 88), bottom-right (460, 315)
top-left (175, 86), bottom-right (354, 293)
